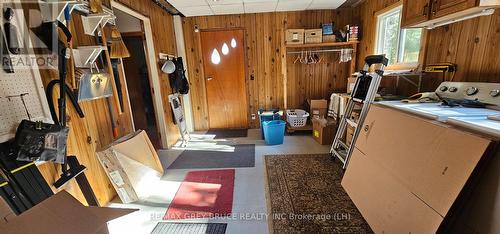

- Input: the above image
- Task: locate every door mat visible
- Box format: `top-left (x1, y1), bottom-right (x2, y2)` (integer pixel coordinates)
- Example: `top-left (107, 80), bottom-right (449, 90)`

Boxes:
top-left (264, 154), bottom-right (373, 233)
top-left (167, 144), bottom-right (255, 169)
top-left (164, 169), bottom-right (235, 220)
top-left (206, 129), bottom-right (248, 139)
top-left (151, 222), bottom-right (227, 234)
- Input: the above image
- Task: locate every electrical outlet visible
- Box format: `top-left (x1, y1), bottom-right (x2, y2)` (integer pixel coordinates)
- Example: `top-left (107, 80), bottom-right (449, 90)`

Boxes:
top-left (251, 114), bottom-right (256, 120)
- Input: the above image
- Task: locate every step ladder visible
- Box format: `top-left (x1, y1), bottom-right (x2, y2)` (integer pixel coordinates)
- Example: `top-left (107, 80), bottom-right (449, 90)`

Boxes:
top-left (330, 55), bottom-right (388, 169)
top-left (168, 94), bottom-right (190, 147)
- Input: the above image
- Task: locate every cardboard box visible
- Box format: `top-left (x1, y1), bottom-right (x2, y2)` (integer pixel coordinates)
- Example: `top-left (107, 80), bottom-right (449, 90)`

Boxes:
top-left (345, 124), bottom-right (354, 145)
top-left (355, 105), bottom-right (492, 216)
top-left (322, 34), bottom-right (336, 43)
top-left (97, 130), bottom-right (164, 203)
top-left (304, 29), bottom-right (322, 44)
top-left (342, 149), bottom-right (443, 233)
top-left (312, 118), bottom-right (337, 145)
top-left (322, 23), bottom-right (334, 35)
top-left (0, 191), bottom-right (137, 234)
top-left (285, 29), bottom-right (304, 45)
top-left (342, 104), bottom-right (492, 232)
top-left (308, 99), bottom-right (328, 119)
top-left (347, 75), bottom-right (357, 94)
top-left (0, 196), bottom-right (15, 224)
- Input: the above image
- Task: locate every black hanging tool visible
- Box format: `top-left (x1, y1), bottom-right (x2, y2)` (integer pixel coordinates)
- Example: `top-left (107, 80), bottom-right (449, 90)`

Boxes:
top-left (32, 16), bottom-right (98, 206)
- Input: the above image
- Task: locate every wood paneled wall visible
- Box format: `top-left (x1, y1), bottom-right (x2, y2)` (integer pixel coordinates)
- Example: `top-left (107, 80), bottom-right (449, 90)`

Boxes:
top-left (183, 10), bottom-right (357, 130)
top-left (355, 0), bottom-right (500, 96)
top-left (114, 0), bottom-right (180, 147)
top-left (34, 0), bottom-right (178, 206)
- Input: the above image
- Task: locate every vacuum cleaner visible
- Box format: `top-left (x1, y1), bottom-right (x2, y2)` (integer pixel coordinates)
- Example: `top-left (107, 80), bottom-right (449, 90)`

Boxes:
top-left (33, 11), bottom-right (99, 206)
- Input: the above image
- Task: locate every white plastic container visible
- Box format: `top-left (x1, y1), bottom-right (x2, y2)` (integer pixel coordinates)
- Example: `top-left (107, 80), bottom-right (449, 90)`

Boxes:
top-left (286, 109), bottom-right (309, 127)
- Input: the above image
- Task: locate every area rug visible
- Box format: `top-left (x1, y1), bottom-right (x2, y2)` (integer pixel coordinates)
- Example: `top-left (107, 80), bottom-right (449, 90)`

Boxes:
top-left (206, 129), bottom-right (248, 139)
top-left (164, 169), bottom-right (235, 220)
top-left (167, 144), bottom-right (255, 169)
top-left (264, 154), bottom-right (372, 233)
top-left (151, 223), bottom-right (227, 234)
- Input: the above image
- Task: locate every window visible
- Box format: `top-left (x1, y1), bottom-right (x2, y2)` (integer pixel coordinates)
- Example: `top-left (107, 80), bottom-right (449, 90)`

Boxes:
top-left (376, 5), bottom-right (423, 66)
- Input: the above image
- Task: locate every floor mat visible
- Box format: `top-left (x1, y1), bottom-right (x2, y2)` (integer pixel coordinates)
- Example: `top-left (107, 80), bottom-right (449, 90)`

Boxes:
top-left (206, 129), bottom-right (248, 139)
top-left (264, 154), bottom-right (373, 233)
top-left (164, 169), bottom-right (235, 220)
top-left (167, 144), bottom-right (255, 169)
top-left (151, 223), bottom-right (227, 234)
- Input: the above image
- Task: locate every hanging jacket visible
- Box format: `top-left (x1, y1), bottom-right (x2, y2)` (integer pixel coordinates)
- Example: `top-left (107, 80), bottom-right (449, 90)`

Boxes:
top-left (168, 57), bottom-right (189, 95)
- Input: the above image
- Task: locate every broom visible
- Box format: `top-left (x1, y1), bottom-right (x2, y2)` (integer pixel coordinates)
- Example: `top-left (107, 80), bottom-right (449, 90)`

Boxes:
top-left (109, 26), bottom-right (130, 58)
top-left (89, 0), bottom-right (103, 14)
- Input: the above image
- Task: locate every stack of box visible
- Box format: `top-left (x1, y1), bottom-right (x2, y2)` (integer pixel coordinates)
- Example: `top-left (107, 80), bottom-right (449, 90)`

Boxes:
top-left (347, 74), bottom-right (358, 94)
top-left (305, 29), bottom-right (322, 44)
top-left (285, 25), bottom-right (336, 45)
top-left (308, 99), bottom-right (328, 120)
top-left (285, 29), bottom-right (305, 45)
top-left (322, 23), bottom-right (335, 42)
top-left (346, 110), bottom-right (360, 145)
top-left (308, 99), bottom-right (337, 145)
top-left (312, 118), bottom-right (337, 145)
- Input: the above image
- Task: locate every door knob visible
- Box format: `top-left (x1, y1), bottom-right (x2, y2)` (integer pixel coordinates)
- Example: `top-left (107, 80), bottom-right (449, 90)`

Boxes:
top-left (206, 76), bottom-right (213, 81)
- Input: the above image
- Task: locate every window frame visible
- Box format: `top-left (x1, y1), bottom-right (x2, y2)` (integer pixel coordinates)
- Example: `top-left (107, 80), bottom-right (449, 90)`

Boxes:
top-left (374, 3), bottom-right (426, 70)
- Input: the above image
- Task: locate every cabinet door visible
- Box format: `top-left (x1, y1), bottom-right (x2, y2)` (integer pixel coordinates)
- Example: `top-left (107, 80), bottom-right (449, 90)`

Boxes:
top-left (402, 0), bottom-right (432, 27)
top-left (431, 0), bottom-right (478, 18)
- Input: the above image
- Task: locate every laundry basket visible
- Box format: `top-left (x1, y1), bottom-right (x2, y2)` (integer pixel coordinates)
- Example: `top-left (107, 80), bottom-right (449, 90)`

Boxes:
top-left (258, 109), bottom-right (283, 139)
top-left (286, 109), bottom-right (309, 128)
top-left (262, 120), bottom-right (286, 145)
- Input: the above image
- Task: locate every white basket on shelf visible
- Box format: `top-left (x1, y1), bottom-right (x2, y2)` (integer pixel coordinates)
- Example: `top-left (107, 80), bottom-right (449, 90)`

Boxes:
top-left (286, 109), bottom-right (309, 127)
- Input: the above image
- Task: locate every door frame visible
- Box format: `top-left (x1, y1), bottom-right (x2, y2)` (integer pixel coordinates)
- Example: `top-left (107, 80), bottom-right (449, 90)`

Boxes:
top-left (200, 28), bottom-right (250, 129)
top-left (111, 1), bottom-right (169, 148)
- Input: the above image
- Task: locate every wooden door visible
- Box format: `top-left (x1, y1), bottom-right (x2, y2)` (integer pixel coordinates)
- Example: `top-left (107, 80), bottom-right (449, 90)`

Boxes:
top-left (402, 0), bottom-right (432, 27)
top-left (122, 35), bottom-right (162, 149)
top-left (431, 0), bottom-right (477, 18)
top-left (200, 29), bottom-right (248, 129)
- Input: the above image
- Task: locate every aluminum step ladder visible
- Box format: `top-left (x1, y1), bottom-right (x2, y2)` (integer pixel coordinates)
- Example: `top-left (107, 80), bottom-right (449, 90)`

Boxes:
top-left (330, 55), bottom-right (388, 169)
top-left (168, 94), bottom-right (190, 147)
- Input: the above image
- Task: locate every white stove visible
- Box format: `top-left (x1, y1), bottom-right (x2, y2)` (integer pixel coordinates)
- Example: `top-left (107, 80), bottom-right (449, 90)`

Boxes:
top-left (377, 82), bottom-right (500, 138)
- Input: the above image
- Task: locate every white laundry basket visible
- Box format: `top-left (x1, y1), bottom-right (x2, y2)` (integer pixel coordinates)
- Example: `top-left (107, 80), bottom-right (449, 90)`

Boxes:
top-left (286, 109), bottom-right (309, 127)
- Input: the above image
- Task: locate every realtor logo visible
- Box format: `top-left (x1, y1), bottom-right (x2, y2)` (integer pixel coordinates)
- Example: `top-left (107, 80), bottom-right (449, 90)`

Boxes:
top-left (1, 1), bottom-right (64, 71)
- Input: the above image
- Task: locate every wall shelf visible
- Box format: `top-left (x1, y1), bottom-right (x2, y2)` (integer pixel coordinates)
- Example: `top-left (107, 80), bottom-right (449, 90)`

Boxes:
top-left (39, 0), bottom-right (82, 23)
top-left (81, 13), bottom-right (108, 35)
top-left (72, 46), bottom-right (107, 68)
top-left (75, 3), bottom-right (116, 35)
top-left (285, 41), bottom-right (359, 48)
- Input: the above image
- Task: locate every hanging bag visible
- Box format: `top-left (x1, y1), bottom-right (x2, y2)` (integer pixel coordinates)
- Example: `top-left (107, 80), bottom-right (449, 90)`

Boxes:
top-left (14, 120), bottom-right (69, 163)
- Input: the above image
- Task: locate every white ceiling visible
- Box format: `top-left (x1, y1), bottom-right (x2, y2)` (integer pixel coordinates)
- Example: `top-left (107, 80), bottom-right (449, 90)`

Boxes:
top-left (167, 0), bottom-right (347, 17)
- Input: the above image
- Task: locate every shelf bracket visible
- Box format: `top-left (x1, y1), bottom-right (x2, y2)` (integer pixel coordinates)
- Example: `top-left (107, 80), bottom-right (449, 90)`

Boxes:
top-left (72, 46), bottom-right (107, 68)
top-left (39, 0), bottom-right (79, 23)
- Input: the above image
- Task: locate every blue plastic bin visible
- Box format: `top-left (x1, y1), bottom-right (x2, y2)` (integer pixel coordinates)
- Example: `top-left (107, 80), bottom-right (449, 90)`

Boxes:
top-left (262, 120), bottom-right (286, 145)
top-left (258, 109), bottom-right (282, 139)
